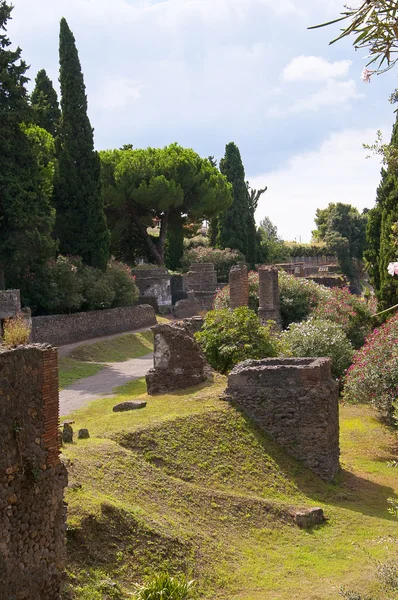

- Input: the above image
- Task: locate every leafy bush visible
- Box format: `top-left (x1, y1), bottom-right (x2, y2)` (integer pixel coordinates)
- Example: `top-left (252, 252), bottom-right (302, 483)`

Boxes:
top-left (37, 255), bottom-right (85, 315)
top-left (283, 242), bottom-right (332, 258)
top-left (195, 307), bottom-right (280, 373)
top-left (105, 258), bottom-right (139, 307)
top-left (312, 287), bottom-right (372, 348)
top-left (2, 314), bottom-right (31, 348)
top-left (282, 318), bottom-right (353, 378)
top-left (80, 265), bottom-right (116, 311)
top-left (181, 246), bottom-right (245, 282)
top-left (133, 573), bottom-right (195, 600)
top-left (183, 235), bottom-right (209, 250)
top-left (343, 313), bottom-right (398, 419)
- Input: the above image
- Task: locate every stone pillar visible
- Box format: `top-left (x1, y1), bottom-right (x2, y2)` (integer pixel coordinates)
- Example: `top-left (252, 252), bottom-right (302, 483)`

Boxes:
top-left (185, 263), bottom-right (218, 311)
top-left (0, 345), bottom-right (67, 599)
top-left (229, 265), bottom-right (249, 309)
top-left (258, 266), bottom-right (281, 327)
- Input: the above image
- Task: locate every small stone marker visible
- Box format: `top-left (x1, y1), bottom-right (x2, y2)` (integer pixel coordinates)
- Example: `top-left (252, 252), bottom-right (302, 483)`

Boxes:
top-left (113, 401), bottom-right (147, 412)
top-left (62, 423), bottom-right (74, 444)
top-left (78, 428), bottom-right (90, 439)
top-left (293, 507), bottom-right (325, 528)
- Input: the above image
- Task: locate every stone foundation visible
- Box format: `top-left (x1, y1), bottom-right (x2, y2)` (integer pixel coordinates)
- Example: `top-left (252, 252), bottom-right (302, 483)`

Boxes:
top-left (224, 357), bottom-right (340, 481)
top-left (0, 345), bottom-right (67, 599)
top-left (146, 321), bottom-right (212, 395)
top-left (229, 265), bottom-right (249, 309)
top-left (258, 266), bottom-right (281, 327)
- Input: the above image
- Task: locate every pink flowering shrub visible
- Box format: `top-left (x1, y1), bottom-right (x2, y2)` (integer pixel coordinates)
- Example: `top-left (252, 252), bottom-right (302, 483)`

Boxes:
top-left (343, 313), bottom-right (398, 420)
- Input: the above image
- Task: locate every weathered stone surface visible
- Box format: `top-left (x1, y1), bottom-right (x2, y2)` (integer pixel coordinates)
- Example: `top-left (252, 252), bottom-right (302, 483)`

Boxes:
top-left (0, 289), bottom-right (21, 319)
top-left (133, 268), bottom-right (172, 307)
top-left (31, 304), bottom-right (156, 346)
top-left (224, 357), bottom-right (340, 481)
top-left (0, 345), bottom-right (67, 599)
top-left (173, 291), bottom-right (202, 319)
top-left (293, 507), bottom-right (325, 528)
top-left (113, 401), bottom-right (147, 412)
top-left (62, 423), bottom-right (74, 444)
top-left (229, 264), bottom-right (249, 309)
top-left (185, 263), bottom-right (218, 310)
top-left (146, 321), bottom-right (212, 395)
top-left (78, 428), bottom-right (90, 439)
top-left (182, 316), bottom-right (204, 335)
top-left (258, 266), bottom-right (281, 327)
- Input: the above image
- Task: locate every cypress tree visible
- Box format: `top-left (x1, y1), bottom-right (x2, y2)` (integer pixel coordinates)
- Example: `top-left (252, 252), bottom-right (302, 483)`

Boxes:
top-left (31, 69), bottom-right (61, 137)
top-left (54, 18), bottom-right (110, 270)
top-left (0, 1), bottom-right (56, 289)
top-left (218, 142), bottom-right (250, 258)
top-left (365, 109), bottom-right (398, 309)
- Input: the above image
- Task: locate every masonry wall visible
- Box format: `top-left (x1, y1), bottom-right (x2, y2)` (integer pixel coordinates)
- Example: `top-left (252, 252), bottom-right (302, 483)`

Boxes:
top-left (31, 304), bottom-right (156, 346)
top-left (0, 345), bottom-right (67, 600)
top-left (225, 357), bottom-right (340, 481)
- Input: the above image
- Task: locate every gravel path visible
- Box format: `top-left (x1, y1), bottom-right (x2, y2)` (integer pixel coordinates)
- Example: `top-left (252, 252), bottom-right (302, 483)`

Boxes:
top-left (59, 353), bottom-right (153, 417)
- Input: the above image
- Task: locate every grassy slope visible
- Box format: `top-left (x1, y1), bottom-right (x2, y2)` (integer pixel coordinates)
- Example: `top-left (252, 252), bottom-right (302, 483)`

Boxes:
top-left (62, 380), bottom-right (398, 600)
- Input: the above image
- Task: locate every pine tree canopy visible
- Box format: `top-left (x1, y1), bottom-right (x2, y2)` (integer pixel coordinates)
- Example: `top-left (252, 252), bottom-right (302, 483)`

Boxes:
top-left (0, 1), bottom-right (56, 290)
top-left (31, 69), bottom-right (61, 137)
top-left (54, 17), bottom-right (110, 270)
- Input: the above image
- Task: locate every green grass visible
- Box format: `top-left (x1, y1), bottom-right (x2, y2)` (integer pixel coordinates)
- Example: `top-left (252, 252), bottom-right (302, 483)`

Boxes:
top-left (58, 358), bottom-right (104, 389)
top-left (62, 382), bottom-right (398, 600)
top-left (69, 331), bottom-right (153, 363)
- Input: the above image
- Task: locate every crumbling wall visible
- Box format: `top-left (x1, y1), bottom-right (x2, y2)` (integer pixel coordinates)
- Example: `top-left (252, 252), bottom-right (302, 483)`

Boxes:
top-left (0, 345), bottom-right (67, 600)
top-left (229, 265), bottom-right (249, 309)
top-left (146, 321), bottom-right (212, 394)
top-left (185, 263), bottom-right (218, 310)
top-left (133, 268), bottom-right (172, 307)
top-left (224, 357), bottom-right (340, 481)
top-left (173, 291), bottom-right (202, 319)
top-left (0, 290), bottom-right (21, 319)
top-left (258, 266), bottom-right (281, 327)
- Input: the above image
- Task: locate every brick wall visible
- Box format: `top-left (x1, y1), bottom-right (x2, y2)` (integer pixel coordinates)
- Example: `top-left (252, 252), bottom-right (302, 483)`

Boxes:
top-left (229, 265), bottom-right (249, 309)
top-left (31, 304), bottom-right (156, 346)
top-left (0, 345), bottom-right (67, 599)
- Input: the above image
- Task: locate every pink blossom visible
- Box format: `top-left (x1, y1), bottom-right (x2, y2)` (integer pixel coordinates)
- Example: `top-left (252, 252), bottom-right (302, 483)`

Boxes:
top-left (361, 68), bottom-right (373, 83)
top-left (387, 261), bottom-right (398, 276)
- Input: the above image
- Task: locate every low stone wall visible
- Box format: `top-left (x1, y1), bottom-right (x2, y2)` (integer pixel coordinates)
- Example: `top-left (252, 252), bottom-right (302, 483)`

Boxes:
top-left (31, 304), bottom-right (156, 346)
top-left (0, 345), bottom-right (67, 599)
top-left (224, 357), bottom-right (340, 481)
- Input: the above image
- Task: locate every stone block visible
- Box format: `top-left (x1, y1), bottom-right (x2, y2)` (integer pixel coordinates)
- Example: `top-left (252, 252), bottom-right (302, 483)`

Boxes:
top-left (0, 289), bottom-right (21, 319)
top-left (293, 507), bottom-right (325, 528)
top-left (173, 292), bottom-right (202, 319)
top-left (78, 428), bottom-right (90, 439)
top-left (133, 268), bottom-right (172, 306)
top-left (113, 401), bottom-right (147, 412)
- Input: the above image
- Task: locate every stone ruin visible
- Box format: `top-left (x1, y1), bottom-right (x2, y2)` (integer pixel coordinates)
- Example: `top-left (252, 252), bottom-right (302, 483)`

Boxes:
top-left (0, 289), bottom-right (21, 319)
top-left (258, 266), bottom-right (281, 327)
top-left (173, 291), bottom-right (202, 320)
top-left (224, 357), bottom-right (340, 481)
top-left (133, 268), bottom-right (172, 309)
top-left (229, 264), bottom-right (249, 309)
top-left (0, 345), bottom-right (67, 599)
top-left (185, 263), bottom-right (218, 311)
top-left (146, 319), bottom-right (212, 395)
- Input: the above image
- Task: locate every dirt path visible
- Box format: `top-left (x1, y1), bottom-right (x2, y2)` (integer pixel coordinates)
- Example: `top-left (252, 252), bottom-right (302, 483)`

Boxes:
top-left (59, 353), bottom-right (153, 417)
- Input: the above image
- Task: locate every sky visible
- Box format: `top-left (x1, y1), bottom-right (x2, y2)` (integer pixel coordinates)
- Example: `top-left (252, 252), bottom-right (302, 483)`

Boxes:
top-left (6, 0), bottom-right (398, 241)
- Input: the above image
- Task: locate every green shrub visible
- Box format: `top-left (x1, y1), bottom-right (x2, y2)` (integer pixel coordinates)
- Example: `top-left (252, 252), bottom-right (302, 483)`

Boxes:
top-left (195, 307), bottom-right (280, 373)
top-left (2, 314), bottom-right (31, 348)
top-left (133, 573), bottom-right (195, 600)
top-left (343, 313), bottom-right (398, 420)
top-left (105, 258), bottom-right (139, 307)
top-left (282, 318), bottom-right (353, 378)
top-left (80, 266), bottom-right (116, 311)
top-left (39, 255), bottom-right (85, 314)
top-left (181, 246), bottom-right (245, 282)
top-left (183, 235), bottom-right (209, 250)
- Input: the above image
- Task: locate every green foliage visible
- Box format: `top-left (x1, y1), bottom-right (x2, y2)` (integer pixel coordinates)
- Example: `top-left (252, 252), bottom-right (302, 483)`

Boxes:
top-left (181, 246), bottom-right (245, 282)
top-left (101, 145), bottom-right (232, 266)
top-left (133, 573), bottom-right (195, 600)
top-left (257, 217), bottom-right (291, 264)
top-left (312, 203), bottom-right (367, 279)
top-left (195, 307), bottom-right (280, 373)
top-left (165, 217), bottom-right (185, 271)
top-left (183, 235), bottom-right (209, 250)
top-left (54, 18), bottom-right (110, 270)
top-left (283, 241), bottom-right (331, 258)
top-left (282, 318), bottom-right (353, 378)
top-left (218, 143), bottom-right (250, 260)
top-left (343, 313), bottom-right (398, 420)
top-left (30, 69), bottom-right (61, 137)
top-left (0, 3), bottom-right (56, 289)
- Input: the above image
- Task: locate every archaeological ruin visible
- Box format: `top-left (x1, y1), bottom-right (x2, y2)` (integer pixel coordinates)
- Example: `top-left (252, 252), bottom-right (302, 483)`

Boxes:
top-left (146, 319), bottom-right (212, 395)
top-left (229, 264), bottom-right (249, 309)
top-left (224, 357), bottom-right (340, 481)
top-left (258, 266), bottom-right (281, 327)
top-left (185, 263), bottom-right (218, 310)
top-left (0, 345), bottom-right (67, 599)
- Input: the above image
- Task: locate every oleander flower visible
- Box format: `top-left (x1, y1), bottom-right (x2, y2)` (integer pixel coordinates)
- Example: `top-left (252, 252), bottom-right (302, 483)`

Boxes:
top-left (387, 261), bottom-right (398, 276)
top-left (361, 68), bottom-right (373, 83)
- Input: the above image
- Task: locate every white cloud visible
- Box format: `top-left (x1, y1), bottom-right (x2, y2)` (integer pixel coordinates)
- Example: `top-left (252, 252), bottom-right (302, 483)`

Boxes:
top-left (251, 128), bottom-right (388, 243)
top-left (282, 55), bottom-right (352, 82)
top-left (94, 78), bottom-right (145, 110)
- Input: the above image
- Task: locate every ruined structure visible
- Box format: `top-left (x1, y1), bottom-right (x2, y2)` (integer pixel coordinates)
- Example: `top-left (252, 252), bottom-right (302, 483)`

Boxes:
top-left (224, 357), bottom-right (340, 481)
top-left (258, 266), bottom-right (281, 327)
top-left (185, 263), bottom-right (218, 310)
top-left (0, 290), bottom-right (21, 319)
top-left (0, 345), bottom-right (67, 599)
top-left (146, 320), bottom-right (212, 395)
top-left (173, 291), bottom-right (202, 320)
top-left (229, 265), bottom-right (249, 309)
top-left (133, 268), bottom-right (172, 308)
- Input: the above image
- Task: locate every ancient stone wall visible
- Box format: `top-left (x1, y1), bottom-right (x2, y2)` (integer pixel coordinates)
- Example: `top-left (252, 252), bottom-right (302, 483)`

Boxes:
top-left (146, 320), bottom-right (212, 394)
top-left (224, 357), bottom-right (340, 481)
top-left (286, 255), bottom-right (337, 265)
top-left (0, 290), bottom-right (21, 319)
top-left (133, 268), bottom-right (172, 307)
top-left (0, 345), bottom-right (67, 599)
top-left (258, 266), bottom-right (281, 327)
top-left (170, 275), bottom-right (187, 305)
top-left (31, 304), bottom-right (156, 346)
top-left (229, 265), bottom-right (249, 309)
top-left (173, 291), bottom-right (202, 319)
top-left (185, 263), bottom-right (218, 310)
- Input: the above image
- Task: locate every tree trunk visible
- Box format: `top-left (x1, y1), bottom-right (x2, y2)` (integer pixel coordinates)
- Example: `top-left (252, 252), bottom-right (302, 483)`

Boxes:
top-left (130, 210), bottom-right (168, 266)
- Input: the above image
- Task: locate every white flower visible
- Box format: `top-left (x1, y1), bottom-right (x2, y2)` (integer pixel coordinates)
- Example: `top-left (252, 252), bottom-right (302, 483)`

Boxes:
top-left (387, 261), bottom-right (398, 276)
top-left (361, 68), bottom-right (373, 83)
